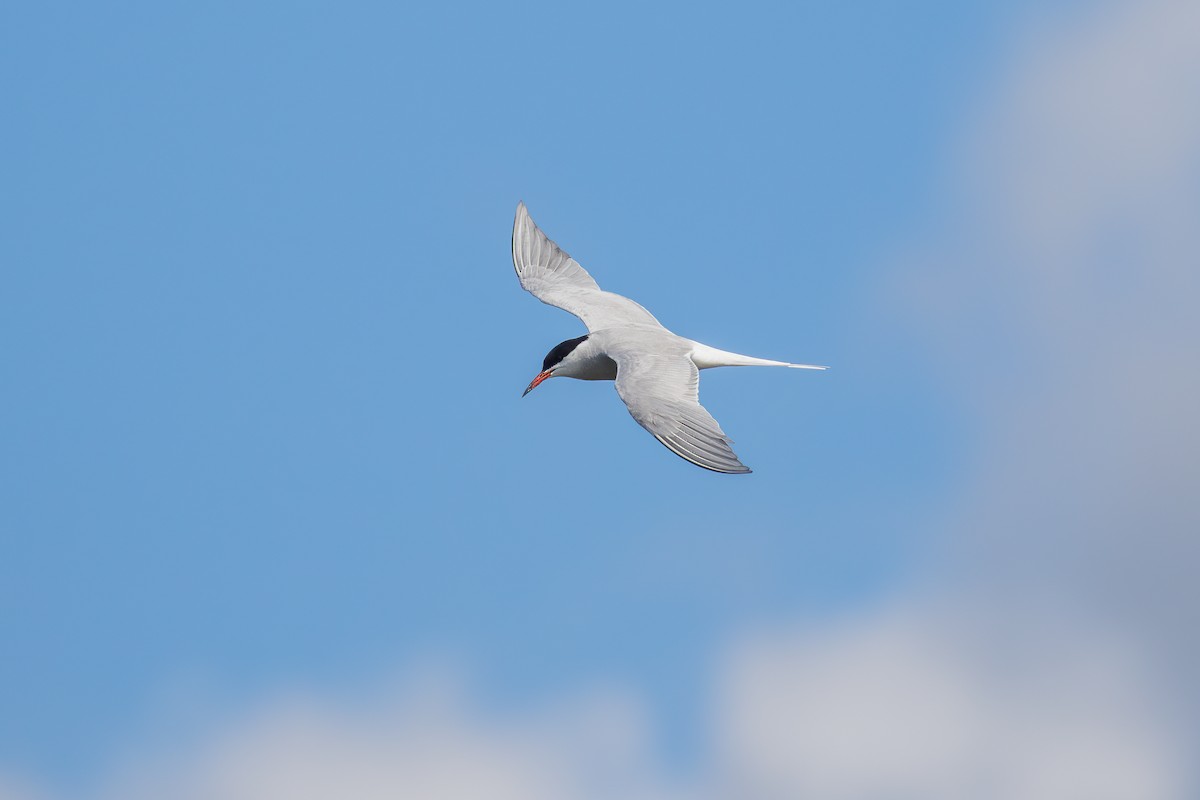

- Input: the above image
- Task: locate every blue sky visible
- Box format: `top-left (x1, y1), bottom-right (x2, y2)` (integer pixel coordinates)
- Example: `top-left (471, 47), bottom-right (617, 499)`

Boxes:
top-left (4, 1), bottom-right (1197, 797)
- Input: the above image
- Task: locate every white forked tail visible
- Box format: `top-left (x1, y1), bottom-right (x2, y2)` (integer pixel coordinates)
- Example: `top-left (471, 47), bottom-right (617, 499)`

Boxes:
top-left (689, 341), bottom-right (827, 371)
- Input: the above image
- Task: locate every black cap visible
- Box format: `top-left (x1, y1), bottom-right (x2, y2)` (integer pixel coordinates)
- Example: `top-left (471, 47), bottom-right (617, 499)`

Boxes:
top-left (543, 334), bottom-right (589, 371)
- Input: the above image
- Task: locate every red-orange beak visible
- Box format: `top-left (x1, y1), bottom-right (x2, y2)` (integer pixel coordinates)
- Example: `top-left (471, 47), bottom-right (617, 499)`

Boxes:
top-left (522, 369), bottom-right (552, 397)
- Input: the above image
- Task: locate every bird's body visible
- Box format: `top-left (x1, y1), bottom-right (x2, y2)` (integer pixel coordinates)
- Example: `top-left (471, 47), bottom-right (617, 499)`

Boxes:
top-left (513, 202), bottom-right (824, 473)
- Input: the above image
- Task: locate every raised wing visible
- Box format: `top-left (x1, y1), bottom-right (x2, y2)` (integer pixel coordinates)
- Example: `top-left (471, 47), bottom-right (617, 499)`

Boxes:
top-left (610, 340), bottom-right (751, 474)
top-left (512, 202), bottom-right (663, 332)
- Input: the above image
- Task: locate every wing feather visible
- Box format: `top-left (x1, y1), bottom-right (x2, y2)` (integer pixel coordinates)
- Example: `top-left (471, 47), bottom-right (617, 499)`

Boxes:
top-left (512, 202), bottom-right (663, 332)
top-left (610, 341), bottom-right (752, 474)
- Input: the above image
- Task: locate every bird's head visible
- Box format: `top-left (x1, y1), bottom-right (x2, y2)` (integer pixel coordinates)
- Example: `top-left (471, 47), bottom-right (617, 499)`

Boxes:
top-left (523, 334), bottom-right (589, 397)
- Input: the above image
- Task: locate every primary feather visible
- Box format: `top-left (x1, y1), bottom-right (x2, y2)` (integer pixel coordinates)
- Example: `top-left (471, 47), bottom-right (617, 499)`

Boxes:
top-left (512, 202), bottom-right (662, 332)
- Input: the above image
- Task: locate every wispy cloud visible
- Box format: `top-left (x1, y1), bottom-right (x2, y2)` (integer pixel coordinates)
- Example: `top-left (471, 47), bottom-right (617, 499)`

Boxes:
top-left (920, 0), bottom-right (1200, 696)
top-left (714, 609), bottom-right (1181, 799)
top-left (94, 673), bottom-right (676, 800)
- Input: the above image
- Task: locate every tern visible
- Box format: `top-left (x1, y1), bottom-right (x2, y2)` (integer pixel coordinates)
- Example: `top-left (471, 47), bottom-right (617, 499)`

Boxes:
top-left (514, 202), bottom-right (825, 474)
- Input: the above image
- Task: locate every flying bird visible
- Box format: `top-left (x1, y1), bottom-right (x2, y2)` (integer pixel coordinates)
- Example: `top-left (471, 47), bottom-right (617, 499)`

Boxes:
top-left (514, 202), bottom-right (825, 474)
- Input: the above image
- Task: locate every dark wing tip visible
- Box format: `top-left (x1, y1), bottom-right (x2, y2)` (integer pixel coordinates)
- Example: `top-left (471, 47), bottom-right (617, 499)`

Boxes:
top-left (653, 434), bottom-right (753, 474)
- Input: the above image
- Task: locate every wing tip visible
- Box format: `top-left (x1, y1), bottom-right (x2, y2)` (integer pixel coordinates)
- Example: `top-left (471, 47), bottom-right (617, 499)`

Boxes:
top-left (653, 434), bottom-right (754, 475)
top-left (705, 463), bottom-right (753, 475)
top-left (687, 458), bottom-right (754, 475)
top-left (786, 363), bottom-right (828, 370)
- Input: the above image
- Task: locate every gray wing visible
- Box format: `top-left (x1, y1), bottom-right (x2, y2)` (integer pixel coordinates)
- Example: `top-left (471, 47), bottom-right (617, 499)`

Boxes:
top-left (610, 341), bottom-right (751, 474)
top-left (512, 202), bottom-right (663, 332)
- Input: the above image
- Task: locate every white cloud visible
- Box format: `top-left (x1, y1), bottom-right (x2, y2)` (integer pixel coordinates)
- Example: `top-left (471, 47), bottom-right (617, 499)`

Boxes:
top-left (34, 615), bottom-right (1180, 800)
top-left (922, 0), bottom-right (1200, 678)
top-left (96, 673), bottom-right (677, 800)
top-left (713, 610), bottom-right (1182, 800)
